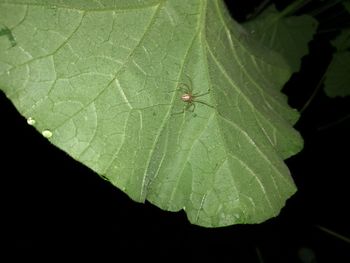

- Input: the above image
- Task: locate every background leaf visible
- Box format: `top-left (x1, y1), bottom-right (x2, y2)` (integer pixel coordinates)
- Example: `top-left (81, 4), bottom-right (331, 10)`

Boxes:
top-left (344, 0), bottom-right (350, 13)
top-left (324, 52), bottom-right (350, 98)
top-left (330, 29), bottom-right (350, 52)
top-left (0, 0), bottom-right (303, 227)
top-left (324, 11), bottom-right (350, 98)
top-left (243, 5), bottom-right (318, 73)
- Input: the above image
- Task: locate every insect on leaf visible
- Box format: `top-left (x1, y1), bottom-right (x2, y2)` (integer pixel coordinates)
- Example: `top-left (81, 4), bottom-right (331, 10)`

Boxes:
top-left (0, 0), bottom-right (303, 227)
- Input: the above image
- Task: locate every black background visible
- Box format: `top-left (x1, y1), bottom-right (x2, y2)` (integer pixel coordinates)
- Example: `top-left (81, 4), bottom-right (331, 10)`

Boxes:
top-left (2, 1), bottom-right (350, 262)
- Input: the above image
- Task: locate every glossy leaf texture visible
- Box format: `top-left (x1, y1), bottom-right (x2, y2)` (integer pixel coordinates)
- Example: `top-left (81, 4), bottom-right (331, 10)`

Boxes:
top-left (0, 0), bottom-right (303, 227)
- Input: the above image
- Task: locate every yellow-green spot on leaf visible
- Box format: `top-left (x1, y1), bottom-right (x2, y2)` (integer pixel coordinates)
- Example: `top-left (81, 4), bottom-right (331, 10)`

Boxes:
top-left (42, 130), bottom-right (53, 139)
top-left (27, 117), bottom-right (36, 126)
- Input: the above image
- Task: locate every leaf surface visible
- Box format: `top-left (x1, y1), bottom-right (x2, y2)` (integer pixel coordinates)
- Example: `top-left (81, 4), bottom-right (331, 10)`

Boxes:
top-left (324, 18), bottom-right (350, 98)
top-left (324, 27), bottom-right (350, 98)
top-left (243, 5), bottom-right (318, 73)
top-left (0, 0), bottom-right (303, 227)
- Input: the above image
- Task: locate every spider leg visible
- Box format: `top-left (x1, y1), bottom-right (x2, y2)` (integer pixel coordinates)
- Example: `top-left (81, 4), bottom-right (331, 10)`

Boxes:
top-left (172, 103), bottom-right (188, 115)
top-left (172, 102), bottom-right (194, 115)
top-left (184, 74), bottom-right (193, 93)
top-left (167, 81), bottom-right (191, 94)
top-left (187, 102), bottom-right (195, 112)
top-left (172, 108), bottom-right (185, 115)
top-left (193, 91), bottom-right (210, 98)
top-left (193, 100), bottom-right (214, 108)
top-left (178, 83), bottom-right (191, 93)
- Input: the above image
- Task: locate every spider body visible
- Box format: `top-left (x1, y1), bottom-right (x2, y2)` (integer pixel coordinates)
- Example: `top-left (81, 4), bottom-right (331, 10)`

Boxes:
top-left (175, 79), bottom-right (212, 114)
top-left (181, 93), bottom-right (193, 103)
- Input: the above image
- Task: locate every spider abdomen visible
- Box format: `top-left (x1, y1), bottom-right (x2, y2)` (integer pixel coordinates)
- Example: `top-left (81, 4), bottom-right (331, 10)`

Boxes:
top-left (181, 93), bottom-right (192, 102)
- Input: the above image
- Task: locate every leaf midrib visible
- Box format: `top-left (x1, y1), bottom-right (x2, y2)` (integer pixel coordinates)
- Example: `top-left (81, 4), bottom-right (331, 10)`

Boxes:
top-left (141, 1), bottom-right (209, 203)
top-left (0, 0), bottom-right (162, 12)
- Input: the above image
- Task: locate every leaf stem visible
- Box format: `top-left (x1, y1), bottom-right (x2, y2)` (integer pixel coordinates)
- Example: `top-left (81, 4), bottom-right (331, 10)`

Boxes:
top-left (255, 247), bottom-right (265, 263)
top-left (316, 225), bottom-right (350, 244)
top-left (300, 58), bottom-right (334, 114)
top-left (246, 0), bottom-right (272, 21)
top-left (300, 75), bottom-right (325, 114)
top-left (308, 0), bottom-right (343, 17)
top-left (279, 0), bottom-right (313, 18)
top-left (317, 27), bottom-right (350, 34)
top-left (317, 112), bottom-right (350, 131)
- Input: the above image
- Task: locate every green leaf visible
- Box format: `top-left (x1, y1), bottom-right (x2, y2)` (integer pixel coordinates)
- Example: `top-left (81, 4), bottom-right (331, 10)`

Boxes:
top-left (343, 1), bottom-right (350, 13)
top-left (331, 29), bottom-right (350, 52)
top-left (324, 52), bottom-right (350, 97)
top-left (243, 5), bottom-right (318, 73)
top-left (0, 0), bottom-right (303, 227)
top-left (324, 24), bottom-right (350, 98)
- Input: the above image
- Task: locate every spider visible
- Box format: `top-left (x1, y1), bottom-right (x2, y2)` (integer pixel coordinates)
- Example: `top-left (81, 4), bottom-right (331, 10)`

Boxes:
top-left (175, 77), bottom-right (213, 114)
